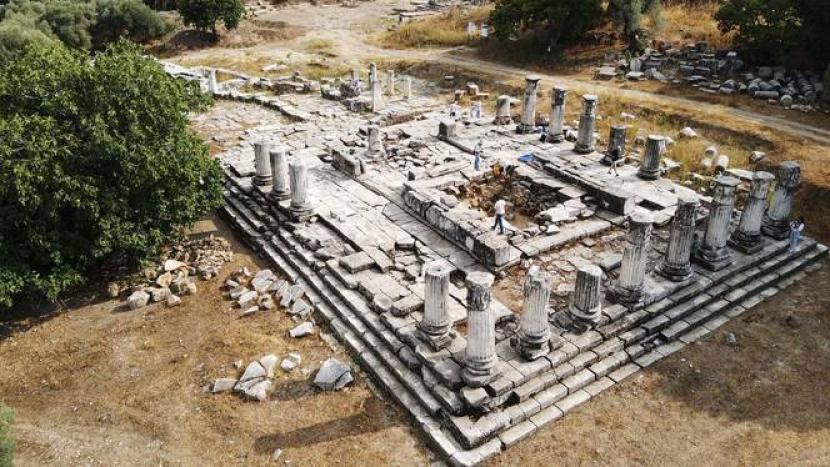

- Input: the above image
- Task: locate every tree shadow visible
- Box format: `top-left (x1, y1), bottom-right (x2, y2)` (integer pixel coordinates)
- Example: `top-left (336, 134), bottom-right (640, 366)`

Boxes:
top-left (151, 29), bottom-right (218, 57)
top-left (252, 397), bottom-right (398, 452)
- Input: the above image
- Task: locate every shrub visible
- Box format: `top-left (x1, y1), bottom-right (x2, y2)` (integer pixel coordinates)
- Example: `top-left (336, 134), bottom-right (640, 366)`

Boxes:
top-left (491, 0), bottom-right (603, 47)
top-left (92, 0), bottom-right (166, 46)
top-left (0, 40), bottom-right (222, 309)
top-left (42, 0), bottom-right (96, 49)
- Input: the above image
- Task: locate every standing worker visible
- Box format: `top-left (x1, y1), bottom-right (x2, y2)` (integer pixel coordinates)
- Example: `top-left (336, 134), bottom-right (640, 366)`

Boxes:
top-left (789, 216), bottom-right (805, 254)
top-left (493, 198), bottom-right (507, 235)
top-left (473, 139), bottom-right (482, 171)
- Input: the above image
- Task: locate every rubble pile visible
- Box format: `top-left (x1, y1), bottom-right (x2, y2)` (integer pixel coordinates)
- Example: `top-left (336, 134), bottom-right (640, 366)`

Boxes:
top-left (121, 235), bottom-right (233, 310)
top-left (223, 267), bottom-right (312, 324)
top-left (597, 43), bottom-right (824, 112)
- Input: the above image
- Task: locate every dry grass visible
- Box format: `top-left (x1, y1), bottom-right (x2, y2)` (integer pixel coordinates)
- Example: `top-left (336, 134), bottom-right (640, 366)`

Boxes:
top-left (303, 38), bottom-right (338, 58)
top-left (377, 5), bottom-right (493, 49)
top-left (649, 1), bottom-right (734, 48)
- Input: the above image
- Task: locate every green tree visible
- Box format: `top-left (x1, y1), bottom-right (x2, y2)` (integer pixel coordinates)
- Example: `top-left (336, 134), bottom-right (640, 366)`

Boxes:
top-left (0, 402), bottom-right (11, 467)
top-left (0, 2), bottom-right (57, 58)
top-left (177, 0), bottom-right (243, 38)
top-left (0, 40), bottom-right (222, 309)
top-left (92, 0), bottom-right (166, 46)
top-left (490, 0), bottom-right (603, 47)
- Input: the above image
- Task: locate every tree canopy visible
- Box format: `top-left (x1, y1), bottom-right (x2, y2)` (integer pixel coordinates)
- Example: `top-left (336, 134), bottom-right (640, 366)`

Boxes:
top-left (0, 40), bottom-right (223, 308)
top-left (490, 0), bottom-right (603, 47)
top-left (178, 0), bottom-right (243, 37)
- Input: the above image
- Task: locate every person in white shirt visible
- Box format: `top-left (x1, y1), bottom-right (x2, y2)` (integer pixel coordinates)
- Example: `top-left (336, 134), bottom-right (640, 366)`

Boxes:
top-left (789, 216), bottom-right (805, 254)
top-left (493, 199), bottom-right (506, 235)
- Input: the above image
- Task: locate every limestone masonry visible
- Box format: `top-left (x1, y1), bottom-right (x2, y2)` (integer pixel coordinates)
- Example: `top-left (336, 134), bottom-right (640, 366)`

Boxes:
top-left (166, 61), bottom-right (827, 466)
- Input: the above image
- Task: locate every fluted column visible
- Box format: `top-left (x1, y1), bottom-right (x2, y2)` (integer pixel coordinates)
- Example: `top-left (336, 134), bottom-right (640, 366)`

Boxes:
top-left (695, 176), bottom-right (740, 270)
top-left (731, 171), bottom-right (775, 252)
top-left (605, 125), bottom-right (627, 160)
top-left (366, 125), bottom-right (384, 158)
top-left (268, 149), bottom-right (290, 202)
top-left (546, 87), bottom-right (567, 143)
top-left (613, 212), bottom-right (654, 306)
top-left (637, 135), bottom-right (663, 180)
top-left (574, 95), bottom-right (598, 153)
top-left (369, 63), bottom-right (377, 83)
top-left (253, 141), bottom-right (273, 186)
top-left (418, 264), bottom-right (452, 350)
top-left (387, 70), bottom-right (396, 97)
top-left (517, 74), bottom-right (540, 134)
top-left (567, 265), bottom-right (603, 329)
top-left (657, 196), bottom-right (699, 281)
top-left (405, 76), bottom-right (412, 100)
top-left (289, 159), bottom-right (313, 220)
top-left (519, 268), bottom-right (560, 359)
top-left (494, 95), bottom-right (511, 125)
top-left (762, 161), bottom-right (801, 240)
top-left (371, 78), bottom-right (384, 112)
top-left (462, 272), bottom-right (501, 388)
top-left (207, 69), bottom-right (218, 94)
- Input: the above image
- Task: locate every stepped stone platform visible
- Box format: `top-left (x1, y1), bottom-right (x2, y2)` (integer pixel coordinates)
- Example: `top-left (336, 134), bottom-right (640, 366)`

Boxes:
top-left (174, 63), bottom-right (828, 465)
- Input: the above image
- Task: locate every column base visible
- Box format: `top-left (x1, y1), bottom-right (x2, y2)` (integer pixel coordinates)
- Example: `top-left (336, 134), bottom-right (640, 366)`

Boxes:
top-left (462, 360), bottom-right (501, 388)
top-left (253, 175), bottom-right (273, 187)
top-left (518, 331), bottom-right (555, 361)
top-left (493, 116), bottom-right (512, 125)
top-left (416, 325), bottom-right (453, 351)
top-left (693, 246), bottom-right (734, 271)
top-left (566, 304), bottom-right (601, 332)
top-left (269, 189), bottom-right (291, 203)
top-left (761, 216), bottom-right (790, 240)
top-left (610, 284), bottom-right (645, 308)
top-left (637, 168), bottom-right (660, 180)
top-left (545, 133), bottom-right (564, 143)
top-left (574, 143), bottom-right (594, 154)
top-left (656, 261), bottom-right (694, 283)
top-left (516, 123), bottom-right (535, 134)
top-left (289, 205), bottom-right (314, 222)
top-left (728, 230), bottom-right (764, 254)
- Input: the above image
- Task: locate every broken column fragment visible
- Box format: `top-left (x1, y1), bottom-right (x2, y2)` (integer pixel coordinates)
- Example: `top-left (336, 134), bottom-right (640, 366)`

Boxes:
top-left (695, 175), bottom-right (740, 271)
top-left (417, 263), bottom-right (453, 350)
top-left (602, 124), bottom-right (627, 165)
top-left (253, 141), bottom-right (273, 186)
top-left (517, 74), bottom-right (540, 134)
top-left (494, 95), bottom-right (512, 125)
top-left (518, 268), bottom-right (560, 360)
top-left (462, 271), bottom-right (501, 387)
top-left (612, 211), bottom-right (654, 306)
top-left (637, 135), bottom-right (663, 180)
top-left (730, 171), bottom-right (775, 253)
top-left (567, 264), bottom-right (603, 329)
top-left (546, 87), bottom-right (567, 143)
top-left (268, 148), bottom-right (290, 202)
top-left (574, 95), bottom-right (598, 154)
top-left (657, 195), bottom-right (699, 282)
top-left (762, 161), bottom-right (801, 240)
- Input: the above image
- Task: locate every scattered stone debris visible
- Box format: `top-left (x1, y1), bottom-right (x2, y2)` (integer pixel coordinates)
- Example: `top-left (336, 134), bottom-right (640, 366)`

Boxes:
top-left (212, 354), bottom-right (280, 401)
top-left (280, 352), bottom-right (302, 372)
top-left (289, 321), bottom-right (315, 338)
top-left (724, 332), bottom-right (738, 346)
top-left (313, 358), bottom-right (353, 391)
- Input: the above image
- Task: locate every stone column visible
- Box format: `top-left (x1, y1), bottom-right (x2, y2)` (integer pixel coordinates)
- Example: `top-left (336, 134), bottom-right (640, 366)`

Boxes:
top-left (731, 171), bottom-right (775, 253)
top-left (405, 76), bottom-right (412, 100)
top-left (613, 212), bottom-right (654, 306)
top-left (546, 87), bottom-right (568, 143)
top-left (418, 264), bottom-right (452, 350)
top-left (567, 265), bottom-right (603, 329)
top-left (268, 149), bottom-right (290, 202)
top-left (519, 268), bottom-right (559, 360)
top-left (371, 78), bottom-right (384, 112)
top-left (574, 95), bottom-right (598, 153)
top-left (494, 95), bottom-right (512, 125)
top-left (637, 135), bottom-right (663, 180)
top-left (350, 68), bottom-right (360, 81)
top-left (462, 272), bottom-right (501, 387)
top-left (253, 141), bottom-right (273, 186)
top-left (517, 74), bottom-right (541, 134)
top-left (369, 63), bottom-right (378, 83)
top-left (366, 125), bottom-right (384, 158)
top-left (207, 69), bottom-right (218, 94)
top-left (289, 159), bottom-right (313, 220)
top-left (762, 161), bottom-right (801, 240)
top-left (387, 70), bottom-right (396, 97)
top-left (603, 125), bottom-right (627, 164)
top-left (695, 176), bottom-right (740, 271)
top-left (657, 196), bottom-right (699, 281)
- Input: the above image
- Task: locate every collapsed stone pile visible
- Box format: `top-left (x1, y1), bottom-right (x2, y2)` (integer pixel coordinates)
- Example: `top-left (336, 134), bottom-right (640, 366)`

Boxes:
top-left (121, 235), bottom-right (233, 310)
top-left (224, 267), bottom-right (312, 326)
top-left (597, 43), bottom-right (824, 112)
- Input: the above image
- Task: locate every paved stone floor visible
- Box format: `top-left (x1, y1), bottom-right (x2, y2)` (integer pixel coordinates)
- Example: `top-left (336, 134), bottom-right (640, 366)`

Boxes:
top-left (173, 62), bottom-right (828, 465)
